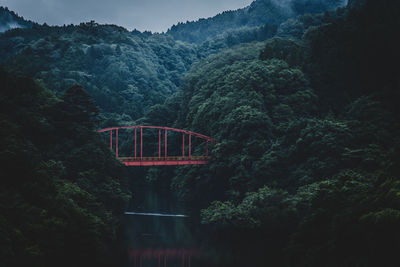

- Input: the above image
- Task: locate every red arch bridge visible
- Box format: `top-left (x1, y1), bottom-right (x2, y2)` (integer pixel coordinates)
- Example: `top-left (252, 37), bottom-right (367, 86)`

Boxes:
top-left (97, 126), bottom-right (215, 166)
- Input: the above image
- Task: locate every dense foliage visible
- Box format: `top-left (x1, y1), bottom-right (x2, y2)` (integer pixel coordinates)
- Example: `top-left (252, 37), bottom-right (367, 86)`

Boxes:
top-left (143, 0), bottom-right (400, 265)
top-left (0, 69), bottom-right (130, 267)
top-left (1, 0), bottom-right (399, 266)
top-left (0, 22), bottom-right (199, 122)
top-left (0, 0), bottom-right (345, 125)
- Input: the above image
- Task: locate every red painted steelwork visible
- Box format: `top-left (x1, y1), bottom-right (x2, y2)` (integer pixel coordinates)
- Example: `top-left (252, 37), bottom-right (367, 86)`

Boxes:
top-left (116, 129), bottom-right (119, 158)
top-left (123, 160), bottom-right (209, 166)
top-left (182, 133), bottom-right (185, 157)
top-left (119, 156), bottom-right (209, 165)
top-left (97, 126), bottom-right (215, 166)
top-left (134, 127), bottom-right (137, 159)
top-left (165, 129), bottom-right (167, 159)
top-left (159, 129), bottom-right (161, 159)
top-left (98, 126), bottom-right (215, 142)
top-left (110, 130), bottom-right (112, 150)
top-left (189, 134), bottom-right (191, 159)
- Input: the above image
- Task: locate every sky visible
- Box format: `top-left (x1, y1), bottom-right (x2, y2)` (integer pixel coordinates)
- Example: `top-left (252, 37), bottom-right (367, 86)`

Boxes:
top-left (0, 0), bottom-right (254, 32)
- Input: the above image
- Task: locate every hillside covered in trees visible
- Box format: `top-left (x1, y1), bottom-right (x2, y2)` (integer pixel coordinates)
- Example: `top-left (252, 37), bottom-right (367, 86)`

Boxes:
top-left (0, 23), bottom-right (198, 122)
top-left (149, 0), bottom-right (400, 265)
top-left (0, 0), bottom-right (347, 125)
top-left (1, 0), bottom-right (399, 266)
top-left (0, 69), bottom-right (130, 267)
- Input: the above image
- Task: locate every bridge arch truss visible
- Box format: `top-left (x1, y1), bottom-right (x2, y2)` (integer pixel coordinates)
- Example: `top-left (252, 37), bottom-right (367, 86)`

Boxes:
top-left (98, 126), bottom-right (215, 166)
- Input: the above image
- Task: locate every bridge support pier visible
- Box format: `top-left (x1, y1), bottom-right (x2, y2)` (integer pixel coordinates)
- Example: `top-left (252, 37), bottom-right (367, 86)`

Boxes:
top-left (110, 130), bottom-right (112, 150)
top-left (182, 133), bottom-right (185, 157)
top-left (165, 129), bottom-right (167, 160)
top-left (134, 127), bottom-right (137, 159)
top-left (189, 134), bottom-right (191, 159)
top-left (116, 129), bottom-right (118, 158)
top-left (159, 129), bottom-right (161, 159)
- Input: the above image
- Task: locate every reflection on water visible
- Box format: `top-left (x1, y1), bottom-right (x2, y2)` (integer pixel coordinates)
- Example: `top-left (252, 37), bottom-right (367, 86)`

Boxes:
top-left (125, 212), bottom-right (188, 217)
top-left (129, 248), bottom-right (201, 267)
top-left (123, 186), bottom-right (206, 267)
top-left (122, 185), bottom-right (271, 267)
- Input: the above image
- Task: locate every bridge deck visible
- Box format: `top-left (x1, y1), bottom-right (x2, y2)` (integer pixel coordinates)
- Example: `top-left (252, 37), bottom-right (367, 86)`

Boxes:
top-left (118, 156), bottom-right (210, 166)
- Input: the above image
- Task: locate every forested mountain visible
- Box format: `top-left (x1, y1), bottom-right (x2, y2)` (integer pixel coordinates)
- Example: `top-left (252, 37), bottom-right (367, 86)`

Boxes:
top-left (167, 0), bottom-right (347, 43)
top-left (0, 7), bottom-right (35, 33)
top-left (0, 23), bottom-right (198, 122)
top-left (146, 0), bottom-right (400, 265)
top-left (1, 0), bottom-right (399, 266)
top-left (0, 0), bottom-right (345, 124)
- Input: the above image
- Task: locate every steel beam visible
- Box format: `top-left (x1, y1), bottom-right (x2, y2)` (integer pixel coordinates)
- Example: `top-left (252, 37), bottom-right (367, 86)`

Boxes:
top-left (122, 160), bottom-right (209, 166)
top-left (159, 129), bottom-right (161, 159)
top-left (116, 129), bottom-right (118, 158)
top-left (98, 125), bottom-right (215, 143)
top-left (134, 127), bottom-right (137, 159)
top-left (140, 127), bottom-right (143, 160)
top-left (110, 130), bottom-right (113, 150)
top-left (189, 134), bottom-right (191, 159)
top-left (165, 129), bottom-right (167, 160)
top-left (182, 134), bottom-right (185, 157)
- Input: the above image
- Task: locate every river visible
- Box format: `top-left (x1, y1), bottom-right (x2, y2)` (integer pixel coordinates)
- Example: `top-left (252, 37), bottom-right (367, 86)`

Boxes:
top-left (122, 185), bottom-right (208, 267)
top-left (120, 173), bottom-right (259, 267)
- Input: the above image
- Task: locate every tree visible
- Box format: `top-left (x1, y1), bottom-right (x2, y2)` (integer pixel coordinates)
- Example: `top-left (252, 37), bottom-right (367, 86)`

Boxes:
top-left (61, 85), bottom-right (99, 130)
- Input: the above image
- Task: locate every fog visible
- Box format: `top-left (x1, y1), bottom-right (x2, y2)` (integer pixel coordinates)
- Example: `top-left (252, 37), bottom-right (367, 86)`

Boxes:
top-left (0, 0), bottom-right (254, 32)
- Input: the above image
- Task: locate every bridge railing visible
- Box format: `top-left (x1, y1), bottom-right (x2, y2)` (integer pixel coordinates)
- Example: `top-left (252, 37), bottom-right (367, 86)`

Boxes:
top-left (119, 156), bottom-right (211, 162)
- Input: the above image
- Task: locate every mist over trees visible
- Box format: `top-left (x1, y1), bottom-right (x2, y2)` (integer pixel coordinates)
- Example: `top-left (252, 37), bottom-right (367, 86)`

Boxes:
top-left (0, 6), bottom-right (35, 32)
top-left (167, 0), bottom-right (347, 43)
